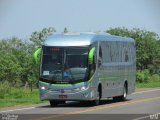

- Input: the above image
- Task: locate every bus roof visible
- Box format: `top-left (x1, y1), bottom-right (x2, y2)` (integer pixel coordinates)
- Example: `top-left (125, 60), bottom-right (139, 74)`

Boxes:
top-left (43, 32), bottom-right (134, 46)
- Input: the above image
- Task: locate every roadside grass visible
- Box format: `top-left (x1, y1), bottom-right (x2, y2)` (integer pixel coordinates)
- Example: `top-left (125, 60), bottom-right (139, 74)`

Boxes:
top-left (136, 73), bottom-right (160, 88)
top-left (136, 81), bottom-right (160, 88)
top-left (0, 88), bottom-right (46, 108)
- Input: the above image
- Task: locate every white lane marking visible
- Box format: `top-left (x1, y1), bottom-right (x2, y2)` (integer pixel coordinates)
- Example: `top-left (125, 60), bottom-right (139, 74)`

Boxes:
top-left (0, 107), bottom-right (35, 113)
top-left (132, 113), bottom-right (160, 120)
top-left (132, 115), bottom-right (150, 120)
top-left (0, 88), bottom-right (160, 113)
top-left (133, 88), bottom-right (160, 95)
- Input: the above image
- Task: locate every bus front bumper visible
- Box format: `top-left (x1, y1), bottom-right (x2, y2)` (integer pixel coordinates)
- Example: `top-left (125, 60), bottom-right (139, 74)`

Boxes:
top-left (39, 88), bottom-right (96, 101)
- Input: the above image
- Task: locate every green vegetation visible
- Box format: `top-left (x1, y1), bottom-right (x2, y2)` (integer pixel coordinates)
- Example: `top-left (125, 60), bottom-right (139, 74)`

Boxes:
top-left (136, 73), bottom-right (160, 88)
top-left (136, 81), bottom-right (160, 88)
top-left (0, 27), bottom-right (55, 91)
top-left (0, 27), bottom-right (55, 108)
top-left (135, 69), bottom-right (160, 88)
top-left (64, 27), bottom-right (69, 33)
top-left (0, 27), bottom-right (160, 107)
top-left (0, 82), bottom-right (46, 108)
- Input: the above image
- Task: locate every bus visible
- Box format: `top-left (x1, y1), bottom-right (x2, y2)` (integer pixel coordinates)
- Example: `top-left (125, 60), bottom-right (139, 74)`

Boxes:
top-left (34, 32), bottom-right (136, 107)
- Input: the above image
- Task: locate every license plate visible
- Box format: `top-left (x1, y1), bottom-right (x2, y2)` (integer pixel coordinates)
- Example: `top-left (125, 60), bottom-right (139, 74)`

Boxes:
top-left (59, 95), bottom-right (67, 99)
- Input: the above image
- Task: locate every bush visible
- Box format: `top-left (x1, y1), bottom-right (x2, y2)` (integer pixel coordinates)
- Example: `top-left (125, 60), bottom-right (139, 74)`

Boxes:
top-left (0, 81), bottom-right (11, 99)
top-left (150, 74), bottom-right (160, 82)
top-left (136, 69), bottom-right (150, 83)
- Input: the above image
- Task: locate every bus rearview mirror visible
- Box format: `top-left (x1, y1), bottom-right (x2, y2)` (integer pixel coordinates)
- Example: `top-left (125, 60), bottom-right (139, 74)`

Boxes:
top-left (33, 48), bottom-right (42, 64)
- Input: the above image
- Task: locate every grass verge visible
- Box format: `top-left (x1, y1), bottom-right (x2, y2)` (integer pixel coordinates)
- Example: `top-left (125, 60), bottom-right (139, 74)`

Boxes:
top-left (136, 81), bottom-right (160, 88)
top-left (0, 88), bottom-right (46, 108)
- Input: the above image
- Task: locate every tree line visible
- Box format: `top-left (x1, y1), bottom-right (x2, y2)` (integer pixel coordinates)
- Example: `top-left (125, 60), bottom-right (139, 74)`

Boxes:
top-left (0, 27), bottom-right (160, 90)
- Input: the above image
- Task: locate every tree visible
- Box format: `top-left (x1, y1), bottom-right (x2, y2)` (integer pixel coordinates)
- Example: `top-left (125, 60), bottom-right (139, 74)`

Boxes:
top-left (0, 38), bottom-right (26, 86)
top-left (30, 27), bottom-right (56, 47)
top-left (64, 27), bottom-right (69, 33)
top-left (0, 37), bottom-right (39, 90)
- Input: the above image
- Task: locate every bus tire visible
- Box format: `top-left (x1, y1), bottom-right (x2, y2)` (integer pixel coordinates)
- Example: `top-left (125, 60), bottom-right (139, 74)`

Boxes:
top-left (79, 101), bottom-right (88, 106)
top-left (49, 100), bottom-right (58, 107)
top-left (113, 83), bottom-right (127, 102)
top-left (91, 90), bottom-right (100, 106)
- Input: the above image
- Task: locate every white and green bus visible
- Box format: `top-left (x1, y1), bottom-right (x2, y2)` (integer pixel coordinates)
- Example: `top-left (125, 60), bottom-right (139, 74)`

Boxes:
top-left (34, 32), bottom-right (136, 107)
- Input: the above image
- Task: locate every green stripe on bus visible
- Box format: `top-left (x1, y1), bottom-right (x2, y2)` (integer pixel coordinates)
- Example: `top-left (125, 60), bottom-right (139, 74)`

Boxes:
top-left (39, 81), bottom-right (85, 86)
top-left (99, 76), bottom-right (117, 81)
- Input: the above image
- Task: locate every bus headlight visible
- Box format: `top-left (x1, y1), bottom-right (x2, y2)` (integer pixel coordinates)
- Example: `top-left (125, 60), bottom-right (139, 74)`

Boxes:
top-left (41, 86), bottom-right (45, 90)
top-left (40, 86), bottom-right (48, 90)
top-left (80, 86), bottom-right (88, 90)
top-left (72, 85), bottom-right (89, 92)
top-left (80, 84), bottom-right (89, 91)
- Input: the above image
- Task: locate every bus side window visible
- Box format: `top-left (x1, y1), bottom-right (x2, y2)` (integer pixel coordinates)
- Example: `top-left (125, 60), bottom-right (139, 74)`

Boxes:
top-left (125, 51), bottom-right (129, 62)
top-left (99, 45), bottom-right (102, 58)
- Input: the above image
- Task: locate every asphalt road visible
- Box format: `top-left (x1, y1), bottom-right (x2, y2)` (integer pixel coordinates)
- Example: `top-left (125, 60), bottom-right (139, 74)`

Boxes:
top-left (0, 88), bottom-right (160, 120)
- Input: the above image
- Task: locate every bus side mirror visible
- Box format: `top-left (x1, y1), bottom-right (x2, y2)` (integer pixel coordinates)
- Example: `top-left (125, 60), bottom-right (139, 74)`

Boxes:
top-left (88, 47), bottom-right (95, 64)
top-left (33, 48), bottom-right (42, 64)
top-left (88, 47), bottom-right (96, 78)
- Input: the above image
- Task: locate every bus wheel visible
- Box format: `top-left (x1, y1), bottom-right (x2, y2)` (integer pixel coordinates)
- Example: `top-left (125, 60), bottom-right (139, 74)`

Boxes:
top-left (91, 90), bottom-right (100, 106)
top-left (113, 84), bottom-right (127, 102)
top-left (59, 101), bottom-right (66, 104)
top-left (79, 101), bottom-right (88, 106)
top-left (49, 100), bottom-right (58, 107)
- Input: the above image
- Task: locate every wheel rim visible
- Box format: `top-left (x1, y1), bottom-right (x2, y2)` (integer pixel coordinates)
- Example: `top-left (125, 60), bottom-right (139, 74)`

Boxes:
top-left (123, 87), bottom-right (127, 98)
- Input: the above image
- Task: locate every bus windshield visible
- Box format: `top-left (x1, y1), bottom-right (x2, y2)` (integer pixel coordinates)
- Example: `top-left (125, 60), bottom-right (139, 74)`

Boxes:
top-left (40, 47), bottom-right (88, 84)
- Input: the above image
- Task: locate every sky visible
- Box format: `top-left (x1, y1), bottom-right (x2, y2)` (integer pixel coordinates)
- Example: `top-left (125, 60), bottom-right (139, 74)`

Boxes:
top-left (0, 0), bottom-right (160, 39)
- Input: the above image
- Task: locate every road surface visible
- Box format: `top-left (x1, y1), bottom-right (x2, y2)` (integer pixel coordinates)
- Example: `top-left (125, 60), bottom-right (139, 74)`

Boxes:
top-left (0, 88), bottom-right (160, 120)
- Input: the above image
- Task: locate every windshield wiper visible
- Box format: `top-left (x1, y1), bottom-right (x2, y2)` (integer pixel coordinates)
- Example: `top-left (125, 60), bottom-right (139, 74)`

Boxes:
top-left (39, 76), bottom-right (51, 83)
